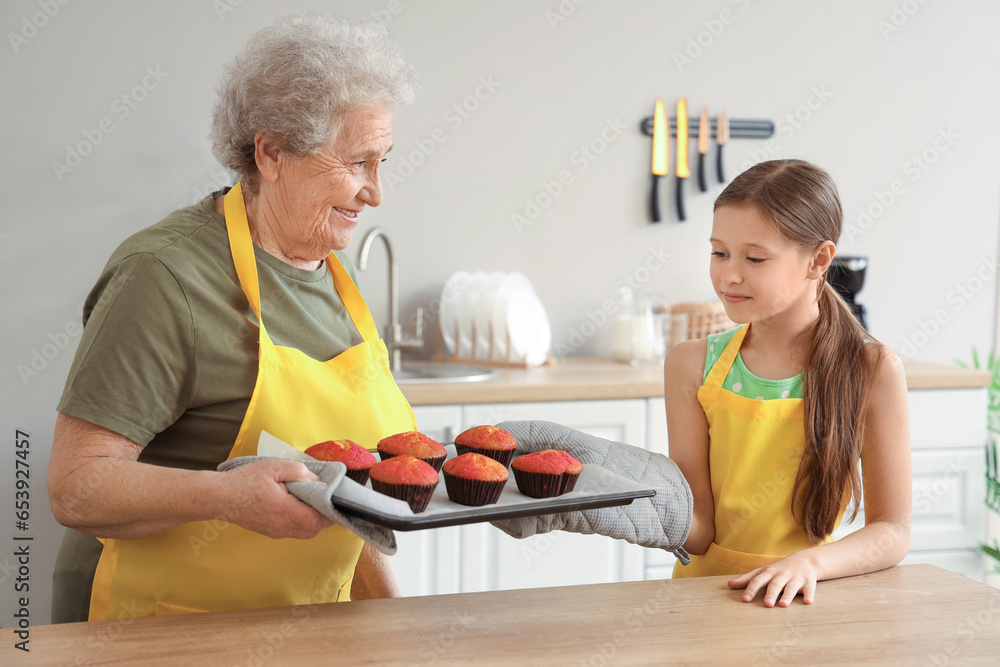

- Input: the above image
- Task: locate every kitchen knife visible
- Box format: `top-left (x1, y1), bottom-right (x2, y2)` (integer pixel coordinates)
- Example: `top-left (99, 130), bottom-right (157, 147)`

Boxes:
top-left (697, 106), bottom-right (709, 192)
top-left (716, 110), bottom-right (729, 184)
top-left (675, 98), bottom-right (690, 221)
top-left (650, 98), bottom-right (669, 223)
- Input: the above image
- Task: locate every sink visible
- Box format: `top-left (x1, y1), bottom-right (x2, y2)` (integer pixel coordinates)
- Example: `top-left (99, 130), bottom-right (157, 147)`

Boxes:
top-left (392, 362), bottom-right (500, 384)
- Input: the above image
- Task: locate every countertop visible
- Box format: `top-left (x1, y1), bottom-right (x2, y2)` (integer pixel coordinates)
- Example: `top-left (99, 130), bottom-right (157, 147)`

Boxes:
top-left (6, 564), bottom-right (997, 665)
top-left (400, 356), bottom-right (991, 406)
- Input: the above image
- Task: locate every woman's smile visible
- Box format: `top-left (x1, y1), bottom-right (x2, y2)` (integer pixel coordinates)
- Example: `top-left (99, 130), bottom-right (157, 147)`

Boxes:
top-left (333, 206), bottom-right (361, 222)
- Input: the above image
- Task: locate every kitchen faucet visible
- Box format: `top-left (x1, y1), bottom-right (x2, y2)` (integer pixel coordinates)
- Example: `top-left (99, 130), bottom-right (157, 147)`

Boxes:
top-left (356, 227), bottom-right (423, 371)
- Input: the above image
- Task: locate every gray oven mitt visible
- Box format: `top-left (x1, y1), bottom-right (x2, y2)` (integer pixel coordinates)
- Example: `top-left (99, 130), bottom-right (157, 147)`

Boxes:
top-left (217, 456), bottom-right (398, 555)
top-left (491, 420), bottom-right (692, 565)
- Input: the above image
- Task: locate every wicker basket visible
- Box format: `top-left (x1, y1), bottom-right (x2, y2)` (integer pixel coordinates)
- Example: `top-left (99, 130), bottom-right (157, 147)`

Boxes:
top-left (668, 301), bottom-right (736, 341)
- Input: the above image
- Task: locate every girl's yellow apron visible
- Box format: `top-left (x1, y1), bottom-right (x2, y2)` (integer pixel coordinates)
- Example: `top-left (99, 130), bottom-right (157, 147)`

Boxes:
top-left (673, 324), bottom-right (847, 578)
top-left (88, 182), bottom-right (416, 620)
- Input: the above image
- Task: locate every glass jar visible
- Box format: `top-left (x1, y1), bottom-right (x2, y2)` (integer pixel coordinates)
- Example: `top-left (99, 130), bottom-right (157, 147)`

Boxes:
top-left (611, 287), bottom-right (656, 365)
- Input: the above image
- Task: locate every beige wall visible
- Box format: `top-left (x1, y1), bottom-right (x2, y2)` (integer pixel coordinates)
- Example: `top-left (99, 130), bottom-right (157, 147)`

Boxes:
top-left (2, 0), bottom-right (999, 624)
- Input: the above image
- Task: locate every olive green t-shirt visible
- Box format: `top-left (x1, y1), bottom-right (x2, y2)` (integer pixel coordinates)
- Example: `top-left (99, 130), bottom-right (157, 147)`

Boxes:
top-left (52, 189), bottom-right (365, 623)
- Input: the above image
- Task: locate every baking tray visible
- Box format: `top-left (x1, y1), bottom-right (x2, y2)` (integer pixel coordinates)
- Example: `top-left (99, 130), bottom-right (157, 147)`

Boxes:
top-left (333, 462), bottom-right (657, 531)
top-left (257, 432), bottom-right (657, 532)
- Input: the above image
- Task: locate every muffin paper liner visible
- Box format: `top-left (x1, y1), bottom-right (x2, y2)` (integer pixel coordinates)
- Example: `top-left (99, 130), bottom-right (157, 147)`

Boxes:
top-left (512, 469), bottom-right (581, 498)
top-left (454, 445), bottom-right (515, 468)
top-left (370, 480), bottom-right (438, 513)
top-left (443, 472), bottom-right (507, 506)
top-left (344, 468), bottom-right (371, 486)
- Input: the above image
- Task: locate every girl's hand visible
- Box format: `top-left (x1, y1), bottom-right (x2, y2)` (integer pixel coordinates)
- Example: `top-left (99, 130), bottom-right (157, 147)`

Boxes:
top-left (727, 552), bottom-right (819, 607)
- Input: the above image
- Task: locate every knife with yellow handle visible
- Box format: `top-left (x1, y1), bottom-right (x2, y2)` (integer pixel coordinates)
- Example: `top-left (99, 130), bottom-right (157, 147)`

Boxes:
top-left (716, 110), bottom-right (729, 183)
top-left (650, 98), bottom-right (668, 223)
top-left (675, 98), bottom-right (690, 221)
top-left (697, 106), bottom-right (709, 192)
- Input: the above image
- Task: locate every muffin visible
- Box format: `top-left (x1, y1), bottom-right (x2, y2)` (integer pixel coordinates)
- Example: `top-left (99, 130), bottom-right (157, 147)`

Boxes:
top-left (369, 455), bottom-right (440, 513)
top-left (377, 431), bottom-right (447, 472)
top-left (511, 449), bottom-right (584, 498)
top-left (442, 453), bottom-right (509, 506)
top-left (304, 439), bottom-right (377, 485)
top-left (454, 425), bottom-right (518, 467)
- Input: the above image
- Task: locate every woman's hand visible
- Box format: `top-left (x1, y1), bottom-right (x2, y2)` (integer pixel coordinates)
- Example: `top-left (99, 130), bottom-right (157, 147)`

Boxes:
top-left (728, 551), bottom-right (820, 607)
top-left (215, 458), bottom-right (335, 539)
top-left (48, 413), bottom-right (333, 540)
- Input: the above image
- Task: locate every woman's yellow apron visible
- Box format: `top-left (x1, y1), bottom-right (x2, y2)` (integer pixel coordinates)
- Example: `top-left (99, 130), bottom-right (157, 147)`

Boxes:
top-left (672, 324), bottom-right (847, 578)
top-left (88, 182), bottom-right (416, 620)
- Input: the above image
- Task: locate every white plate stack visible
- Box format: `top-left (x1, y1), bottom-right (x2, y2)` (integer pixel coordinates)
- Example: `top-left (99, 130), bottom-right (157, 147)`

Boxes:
top-left (439, 271), bottom-right (551, 366)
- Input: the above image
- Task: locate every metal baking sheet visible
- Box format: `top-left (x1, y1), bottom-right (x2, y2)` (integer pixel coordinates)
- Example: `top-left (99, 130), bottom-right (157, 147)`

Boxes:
top-left (257, 432), bottom-right (657, 532)
top-left (333, 461), bottom-right (657, 531)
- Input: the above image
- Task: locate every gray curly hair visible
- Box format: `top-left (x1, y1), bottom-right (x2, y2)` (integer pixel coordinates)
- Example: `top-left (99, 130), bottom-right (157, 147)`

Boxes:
top-left (211, 13), bottom-right (418, 193)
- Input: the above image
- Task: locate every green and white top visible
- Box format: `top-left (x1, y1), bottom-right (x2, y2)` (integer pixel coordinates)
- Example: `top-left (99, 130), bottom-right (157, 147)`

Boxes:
top-left (703, 327), bottom-right (803, 400)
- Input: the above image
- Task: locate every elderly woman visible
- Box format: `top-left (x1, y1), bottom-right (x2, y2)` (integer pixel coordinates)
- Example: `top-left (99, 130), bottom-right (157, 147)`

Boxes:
top-left (46, 14), bottom-right (419, 623)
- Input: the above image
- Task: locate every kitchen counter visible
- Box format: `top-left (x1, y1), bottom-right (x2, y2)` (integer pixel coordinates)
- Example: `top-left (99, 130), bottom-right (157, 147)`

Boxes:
top-left (400, 356), bottom-right (991, 405)
top-left (6, 564), bottom-right (997, 665)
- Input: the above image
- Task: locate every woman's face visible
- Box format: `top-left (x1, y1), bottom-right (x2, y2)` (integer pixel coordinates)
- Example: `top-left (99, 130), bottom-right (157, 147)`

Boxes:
top-left (271, 107), bottom-right (393, 258)
top-left (709, 203), bottom-right (820, 324)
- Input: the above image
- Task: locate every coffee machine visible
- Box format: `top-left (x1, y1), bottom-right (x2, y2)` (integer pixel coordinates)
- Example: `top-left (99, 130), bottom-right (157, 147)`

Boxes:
top-left (827, 256), bottom-right (868, 329)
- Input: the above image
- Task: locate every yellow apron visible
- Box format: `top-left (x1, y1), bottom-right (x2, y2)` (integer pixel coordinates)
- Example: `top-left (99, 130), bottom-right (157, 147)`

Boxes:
top-left (673, 324), bottom-right (847, 578)
top-left (88, 181), bottom-right (416, 620)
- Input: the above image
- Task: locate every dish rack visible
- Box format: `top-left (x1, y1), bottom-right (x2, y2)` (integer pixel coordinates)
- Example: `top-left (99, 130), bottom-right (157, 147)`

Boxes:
top-left (660, 301), bottom-right (735, 346)
top-left (432, 320), bottom-right (554, 368)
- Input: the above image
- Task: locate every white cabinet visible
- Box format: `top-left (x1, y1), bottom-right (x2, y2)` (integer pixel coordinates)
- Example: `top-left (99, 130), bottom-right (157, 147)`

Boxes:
top-left (900, 388), bottom-right (987, 580)
top-left (832, 388), bottom-right (988, 581)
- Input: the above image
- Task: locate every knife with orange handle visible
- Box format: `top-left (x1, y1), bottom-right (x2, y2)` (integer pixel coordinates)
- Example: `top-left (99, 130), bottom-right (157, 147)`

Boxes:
top-left (650, 98), bottom-right (668, 223)
top-left (675, 98), bottom-right (690, 221)
top-left (716, 110), bottom-right (729, 183)
top-left (697, 107), bottom-right (710, 192)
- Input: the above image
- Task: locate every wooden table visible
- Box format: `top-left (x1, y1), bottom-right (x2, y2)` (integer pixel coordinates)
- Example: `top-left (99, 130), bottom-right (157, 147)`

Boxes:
top-left (4, 565), bottom-right (998, 665)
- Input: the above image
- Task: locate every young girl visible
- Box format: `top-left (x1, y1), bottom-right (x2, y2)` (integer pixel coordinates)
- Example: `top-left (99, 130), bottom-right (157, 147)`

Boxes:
top-left (665, 159), bottom-right (911, 607)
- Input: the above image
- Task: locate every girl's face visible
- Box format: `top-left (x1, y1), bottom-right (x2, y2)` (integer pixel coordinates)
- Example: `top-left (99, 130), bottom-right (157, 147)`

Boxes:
top-left (709, 204), bottom-right (829, 325)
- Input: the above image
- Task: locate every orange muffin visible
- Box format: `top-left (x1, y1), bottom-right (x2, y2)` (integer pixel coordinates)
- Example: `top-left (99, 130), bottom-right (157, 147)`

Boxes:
top-left (369, 455), bottom-right (440, 513)
top-left (442, 453), bottom-right (509, 506)
top-left (377, 431), bottom-right (447, 471)
top-left (454, 425), bottom-right (518, 467)
top-left (304, 439), bottom-right (377, 485)
top-left (511, 449), bottom-right (583, 498)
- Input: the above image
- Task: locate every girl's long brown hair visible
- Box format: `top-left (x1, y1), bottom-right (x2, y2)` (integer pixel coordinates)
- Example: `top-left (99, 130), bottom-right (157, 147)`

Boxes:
top-left (715, 159), bottom-right (881, 542)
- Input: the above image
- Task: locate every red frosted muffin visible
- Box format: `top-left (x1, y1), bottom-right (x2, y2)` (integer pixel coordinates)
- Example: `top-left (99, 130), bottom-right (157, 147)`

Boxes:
top-left (377, 431), bottom-right (447, 471)
top-left (511, 449), bottom-right (584, 498)
top-left (454, 425), bottom-right (518, 467)
top-left (442, 453), bottom-right (509, 506)
top-left (305, 439), bottom-right (377, 485)
top-left (369, 455), bottom-right (440, 513)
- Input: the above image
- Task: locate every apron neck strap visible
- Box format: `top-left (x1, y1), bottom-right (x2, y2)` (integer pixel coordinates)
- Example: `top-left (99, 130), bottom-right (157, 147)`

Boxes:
top-left (223, 181), bottom-right (380, 344)
top-left (325, 254), bottom-right (380, 343)
top-left (704, 324), bottom-right (749, 388)
top-left (224, 182), bottom-right (265, 327)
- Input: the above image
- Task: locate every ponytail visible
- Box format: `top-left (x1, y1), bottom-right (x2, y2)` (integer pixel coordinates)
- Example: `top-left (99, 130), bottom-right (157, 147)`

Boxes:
top-left (794, 281), bottom-right (882, 542)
